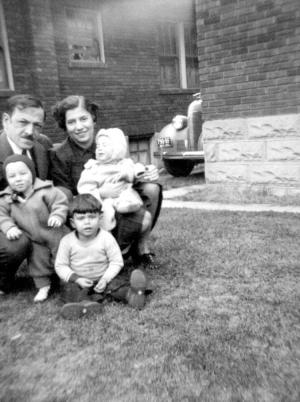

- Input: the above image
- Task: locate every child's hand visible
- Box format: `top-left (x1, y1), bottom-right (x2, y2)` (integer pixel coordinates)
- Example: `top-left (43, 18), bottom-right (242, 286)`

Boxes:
top-left (48, 216), bottom-right (63, 227)
top-left (94, 278), bottom-right (107, 293)
top-left (6, 227), bottom-right (22, 240)
top-left (75, 277), bottom-right (93, 288)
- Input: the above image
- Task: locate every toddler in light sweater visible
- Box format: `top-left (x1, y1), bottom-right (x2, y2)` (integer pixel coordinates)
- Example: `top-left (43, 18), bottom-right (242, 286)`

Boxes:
top-left (55, 194), bottom-right (149, 319)
top-left (0, 155), bottom-right (69, 302)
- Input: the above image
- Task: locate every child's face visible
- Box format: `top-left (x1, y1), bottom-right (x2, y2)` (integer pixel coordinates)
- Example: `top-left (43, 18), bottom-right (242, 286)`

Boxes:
top-left (71, 211), bottom-right (101, 240)
top-left (5, 161), bottom-right (33, 194)
top-left (96, 136), bottom-right (114, 163)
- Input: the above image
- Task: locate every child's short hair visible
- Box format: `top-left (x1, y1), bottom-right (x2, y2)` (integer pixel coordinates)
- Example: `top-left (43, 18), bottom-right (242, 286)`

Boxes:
top-left (69, 194), bottom-right (102, 217)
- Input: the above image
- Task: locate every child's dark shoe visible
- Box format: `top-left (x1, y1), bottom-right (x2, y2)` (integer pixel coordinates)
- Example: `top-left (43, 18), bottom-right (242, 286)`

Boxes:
top-left (138, 253), bottom-right (158, 270)
top-left (126, 269), bottom-right (147, 309)
top-left (60, 301), bottom-right (103, 320)
top-left (132, 252), bottom-right (158, 270)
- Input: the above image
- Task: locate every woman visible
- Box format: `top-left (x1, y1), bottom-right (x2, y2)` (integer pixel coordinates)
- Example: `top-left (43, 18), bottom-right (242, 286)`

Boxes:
top-left (49, 95), bottom-right (162, 269)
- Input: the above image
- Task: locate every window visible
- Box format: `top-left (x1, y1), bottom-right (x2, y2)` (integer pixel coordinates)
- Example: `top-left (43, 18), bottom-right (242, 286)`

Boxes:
top-left (159, 21), bottom-right (199, 89)
top-left (129, 135), bottom-right (153, 165)
top-left (0, 1), bottom-right (14, 90)
top-left (65, 7), bottom-right (105, 67)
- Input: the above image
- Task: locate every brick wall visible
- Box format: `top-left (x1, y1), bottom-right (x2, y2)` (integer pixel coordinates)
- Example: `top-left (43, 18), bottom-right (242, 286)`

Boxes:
top-left (1, 0), bottom-right (60, 139)
top-left (50, 0), bottom-right (197, 142)
top-left (197, 0), bottom-right (300, 193)
top-left (196, 0), bottom-right (300, 120)
top-left (0, 0), bottom-right (34, 105)
top-left (1, 0), bottom-right (198, 145)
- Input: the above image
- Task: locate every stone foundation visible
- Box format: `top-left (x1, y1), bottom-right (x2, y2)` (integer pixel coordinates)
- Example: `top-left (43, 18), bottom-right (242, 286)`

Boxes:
top-left (203, 114), bottom-right (300, 196)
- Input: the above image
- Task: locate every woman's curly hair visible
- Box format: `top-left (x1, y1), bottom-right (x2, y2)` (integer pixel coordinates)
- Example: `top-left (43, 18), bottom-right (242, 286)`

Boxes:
top-left (52, 95), bottom-right (99, 131)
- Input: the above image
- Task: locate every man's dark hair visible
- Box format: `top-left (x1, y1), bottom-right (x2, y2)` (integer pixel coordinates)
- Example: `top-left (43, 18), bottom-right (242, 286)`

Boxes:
top-left (5, 94), bottom-right (45, 118)
top-left (52, 95), bottom-right (99, 131)
top-left (69, 193), bottom-right (102, 218)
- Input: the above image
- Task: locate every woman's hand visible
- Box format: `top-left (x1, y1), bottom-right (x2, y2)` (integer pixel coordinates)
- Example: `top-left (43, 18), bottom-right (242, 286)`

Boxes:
top-left (6, 227), bottom-right (22, 240)
top-left (75, 277), bottom-right (93, 288)
top-left (138, 165), bottom-right (159, 182)
top-left (48, 216), bottom-right (63, 227)
top-left (99, 182), bottom-right (124, 198)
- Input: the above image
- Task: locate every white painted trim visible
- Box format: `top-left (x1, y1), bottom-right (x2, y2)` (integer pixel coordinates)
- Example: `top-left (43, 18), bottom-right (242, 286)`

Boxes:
top-left (177, 22), bottom-right (187, 89)
top-left (0, 0), bottom-right (14, 90)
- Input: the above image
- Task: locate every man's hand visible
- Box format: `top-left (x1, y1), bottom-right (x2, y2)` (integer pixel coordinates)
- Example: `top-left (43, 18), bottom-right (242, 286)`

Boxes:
top-left (48, 216), bottom-right (63, 227)
top-left (94, 278), bottom-right (107, 293)
top-left (138, 165), bottom-right (159, 182)
top-left (75, 277), bottom-right (93, 288)
top-left (6, 227), bottom-right (22, 240)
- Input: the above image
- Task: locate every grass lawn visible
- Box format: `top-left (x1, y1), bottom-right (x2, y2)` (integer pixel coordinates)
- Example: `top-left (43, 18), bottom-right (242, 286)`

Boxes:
top-left (1, 208), bottom-right (300, 401)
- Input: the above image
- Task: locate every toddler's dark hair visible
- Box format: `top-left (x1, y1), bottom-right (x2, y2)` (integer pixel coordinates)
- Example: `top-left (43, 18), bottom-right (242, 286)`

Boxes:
top-left (69, 194), bottom-right (102, 217)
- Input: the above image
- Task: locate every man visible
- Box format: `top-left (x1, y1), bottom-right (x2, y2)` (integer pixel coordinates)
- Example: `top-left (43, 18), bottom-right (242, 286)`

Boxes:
top-left (0, 94), bottom-right (50, 294)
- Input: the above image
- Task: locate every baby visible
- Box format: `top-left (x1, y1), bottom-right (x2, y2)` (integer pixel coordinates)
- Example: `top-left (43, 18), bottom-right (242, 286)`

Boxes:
top-left (77, 128), bottom-right (146, 231)
top-left (0, 155), bottom-right (69, 302)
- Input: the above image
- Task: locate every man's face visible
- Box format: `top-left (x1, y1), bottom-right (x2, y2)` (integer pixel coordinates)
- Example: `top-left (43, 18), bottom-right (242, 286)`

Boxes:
top-left (65, 106), bottom-right (95, 149)
top-left (5, 161), bottom-right (33, 195)
top-left (2, 107), bottom-right (45, 150)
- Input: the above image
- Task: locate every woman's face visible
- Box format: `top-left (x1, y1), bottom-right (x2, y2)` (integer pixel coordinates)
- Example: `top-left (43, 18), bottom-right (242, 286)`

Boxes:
top-left (65, 106), bottom-right (95, 148)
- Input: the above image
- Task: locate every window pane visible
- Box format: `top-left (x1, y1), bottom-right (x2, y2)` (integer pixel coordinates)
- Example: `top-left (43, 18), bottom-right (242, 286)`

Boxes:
top-left (159, 23), bottom-right (177, 56)
top-left (184, 24), bottom-right (197, 57)
top-left (185, 23), bottom-right (199, 88)
top-left (186, 57), bottom-right (199, 88)
top-left (66, 8), bottom-right (103, 63)
top-left (160, 56), bottom-right (180, 88)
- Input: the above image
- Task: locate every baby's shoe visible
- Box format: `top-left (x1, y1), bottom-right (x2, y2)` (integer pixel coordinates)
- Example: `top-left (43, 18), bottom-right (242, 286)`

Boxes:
top-left (60, 301), bottom-right (103, 320)
top-left (34, 285), bottom-right (51, 303)
top-left (126, 269), bottom-right (148, 309)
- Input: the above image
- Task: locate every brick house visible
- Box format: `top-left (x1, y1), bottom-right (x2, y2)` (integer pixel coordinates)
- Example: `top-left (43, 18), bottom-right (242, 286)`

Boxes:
top-left (197, 0), bottom-right (300, 195)
top-left (0, 0), bottom-right (199, 164)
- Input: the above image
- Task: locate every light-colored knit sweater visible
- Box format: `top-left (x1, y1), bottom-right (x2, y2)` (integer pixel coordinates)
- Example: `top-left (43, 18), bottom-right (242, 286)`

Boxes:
top-left (55, 229), bottom-right (124, 283)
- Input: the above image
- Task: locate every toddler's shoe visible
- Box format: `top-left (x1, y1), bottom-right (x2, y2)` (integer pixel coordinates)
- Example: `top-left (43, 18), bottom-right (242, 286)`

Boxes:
top-left (60, 301), bottom-right (103, 320)
top-left (126, 269), bottom-right (148, 309)
top-left (34, 285), bottom-right (50, 303)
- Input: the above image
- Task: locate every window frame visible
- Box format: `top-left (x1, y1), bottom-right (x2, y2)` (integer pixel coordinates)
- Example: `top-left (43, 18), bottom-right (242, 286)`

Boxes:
top-left (159, 20), bottom-right (199, 91)
top-left (65, 6), bottom-right (105, 68)
top-left (0, 0), bottom-right (14, 92)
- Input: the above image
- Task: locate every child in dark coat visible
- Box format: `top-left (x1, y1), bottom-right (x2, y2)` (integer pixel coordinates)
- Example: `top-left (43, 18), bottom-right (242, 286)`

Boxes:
top-left (0, 155), bottom-right (69, 302)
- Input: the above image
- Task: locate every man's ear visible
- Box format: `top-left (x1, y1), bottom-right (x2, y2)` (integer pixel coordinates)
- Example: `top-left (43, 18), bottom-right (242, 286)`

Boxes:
top-left (2, 113), bottom-right (10, 128)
